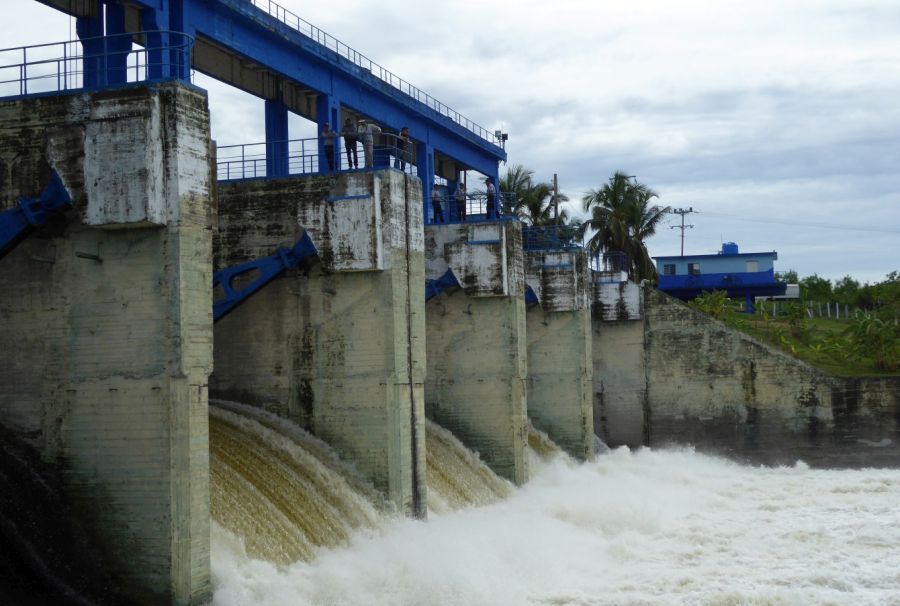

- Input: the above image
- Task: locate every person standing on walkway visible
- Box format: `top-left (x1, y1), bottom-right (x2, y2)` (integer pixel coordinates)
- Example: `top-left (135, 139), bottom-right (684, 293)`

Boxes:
top-left (359, 119), bottom-right (382, 168)
top-left (342, 118), bottom-right (358, 169)
top-left (321, 122), bottom-right (337, 171)
top-left (431, 186), bottom-right (444, 223)
top-left (455, 182), bottom-right (467, 222)
top-left (485, 177), bottom-right (497, 218)
top-left (394, 126), bottom-right (410, 170)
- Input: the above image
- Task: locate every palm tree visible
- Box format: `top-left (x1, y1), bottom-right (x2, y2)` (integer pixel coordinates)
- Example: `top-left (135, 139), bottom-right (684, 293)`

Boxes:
top-left (580, 171), bottom-right (670, 281)
top-left (501, 164), bottom-right (569, 226)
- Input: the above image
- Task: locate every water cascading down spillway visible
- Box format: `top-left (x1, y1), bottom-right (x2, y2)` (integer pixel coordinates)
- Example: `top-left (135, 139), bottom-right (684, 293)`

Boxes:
top-left (208, 401), bottom-right (544, 565)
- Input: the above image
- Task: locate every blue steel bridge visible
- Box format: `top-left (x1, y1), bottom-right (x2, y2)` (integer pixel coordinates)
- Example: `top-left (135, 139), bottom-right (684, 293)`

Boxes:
top-left (8, 0), bottom-right (508, 223)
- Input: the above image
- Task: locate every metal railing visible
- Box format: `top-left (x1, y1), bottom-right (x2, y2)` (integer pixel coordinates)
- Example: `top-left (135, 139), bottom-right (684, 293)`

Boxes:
top-left (522, 225), bottom-right (582, 251)
top-left (427, 191), bottom-right (516, 224)
top-left (0, 31), bottom-right (193, 98)
top-left (246, 0), bottom-right (500, 147)
top-left (217, 135), bottom-right (418, 181)
top-left (591, 251), bottom-right (630, 274)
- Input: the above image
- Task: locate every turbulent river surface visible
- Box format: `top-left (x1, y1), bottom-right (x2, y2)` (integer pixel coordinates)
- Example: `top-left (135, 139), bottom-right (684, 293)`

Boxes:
top-left (211, 406), bottom-right (900, 606)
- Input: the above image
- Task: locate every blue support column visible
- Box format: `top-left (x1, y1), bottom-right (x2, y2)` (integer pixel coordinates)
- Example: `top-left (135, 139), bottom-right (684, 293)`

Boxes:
top-left (76, 9), bottom-right (104, 89)
top-left (316, 94), bottom-right (340, 173)
top-left (745, 291), bottom-right (756, 315)
top-left (417, 141), bottom-right (434, 223)
top-left (446, 178), bottom-right (459, 221)
top-left (104, 4), bottom-right (131, 86)
top-left (487, 171), bottom-right (501, 219)
top-left (265, 99), bottom-right (290, 178)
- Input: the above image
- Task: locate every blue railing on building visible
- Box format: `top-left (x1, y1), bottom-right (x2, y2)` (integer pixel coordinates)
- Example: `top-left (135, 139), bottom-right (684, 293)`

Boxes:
top-left (521, 225), bottom-right (582, 251)
top-left (245, 0), bottom-right (500, 147)
top-left (0, 31), bottom-right (193, 99)
top-left (217, 135), bottom-right (418, 181)
top-left (428, 191), bottom-right (516, 224)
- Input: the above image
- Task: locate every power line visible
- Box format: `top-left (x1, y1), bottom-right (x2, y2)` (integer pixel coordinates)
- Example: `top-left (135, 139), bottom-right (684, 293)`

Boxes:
top-left (695, 211), bottom-right (900, 235)
top-left (669, 207), bottom-right (695, 256)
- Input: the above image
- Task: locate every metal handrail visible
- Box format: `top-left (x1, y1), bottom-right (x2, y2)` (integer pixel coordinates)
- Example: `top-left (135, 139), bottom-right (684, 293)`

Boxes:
top-left (522, 225), bottom-right (582, 251)
top-left (427, 191), bottom-right (516, 224)
top-left (245, 0), bottom-right (500, 147)
top-left (591, 250), bottom-right (630, 273)
top-left (0, 31), bottom-right (193, 98)
top-left (216, 136), bottom-right (419, 181)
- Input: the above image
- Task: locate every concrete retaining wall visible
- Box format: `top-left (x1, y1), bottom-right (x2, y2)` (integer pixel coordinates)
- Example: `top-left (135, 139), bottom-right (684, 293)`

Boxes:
top-left (424, 221), bottom-right (528, 484)
top-left (594, 284), bottom-right (900, 466)
top-left (0, 84), bottom-right (213, 604)
top-left (212, 170), bottom-right (426, 516)
top-left (524, 249), bottom-right (593, 459)
top-left (644, 288), bottom-right (900, 466)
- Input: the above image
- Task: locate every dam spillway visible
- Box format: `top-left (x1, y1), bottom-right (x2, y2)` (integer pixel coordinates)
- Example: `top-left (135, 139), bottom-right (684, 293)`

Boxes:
top-left (1, 0), bottom-right (899, 603)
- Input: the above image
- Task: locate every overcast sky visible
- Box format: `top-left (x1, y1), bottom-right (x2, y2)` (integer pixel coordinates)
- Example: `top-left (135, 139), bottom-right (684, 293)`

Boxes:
top-left (4, 0), bottom-right (899, 283)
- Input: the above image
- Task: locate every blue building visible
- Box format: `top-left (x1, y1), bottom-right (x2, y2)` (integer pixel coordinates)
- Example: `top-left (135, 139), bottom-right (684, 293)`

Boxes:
top-left (654, 242), bottom-right (786, 312)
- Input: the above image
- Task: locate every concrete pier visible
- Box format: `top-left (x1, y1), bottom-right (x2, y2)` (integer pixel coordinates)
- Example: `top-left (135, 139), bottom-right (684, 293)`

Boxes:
top-left (524, 249), bottom-right (594, 459)
top-left (424, 221), bottom-right (529, 484)
top-left (0, 84), bottom-right (213, 604)
top-left (212, 170), bottom-right (427, 516)
top-left (592, 277), bottom-right (646, 447)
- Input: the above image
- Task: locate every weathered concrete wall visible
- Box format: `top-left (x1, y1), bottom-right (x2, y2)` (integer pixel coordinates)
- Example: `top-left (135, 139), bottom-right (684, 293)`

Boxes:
top-left (524, 249), bottom-right (593, 459)
top-left (424, 221), bottom-right (529, 484)
top-left (592, 316), bottom-right (647, 448)
top-left (212, 170), bottom-right (426, 516)
top-left (642, 288), bottom-right (900, 466)
top-left (0, 84), bottom-right (213, 604)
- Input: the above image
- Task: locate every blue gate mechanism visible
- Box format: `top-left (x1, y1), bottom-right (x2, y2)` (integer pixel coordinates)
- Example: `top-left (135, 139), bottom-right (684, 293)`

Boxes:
top-left (0, 169), bottom-right (72, 259)
top-left (425, 268), bottom-right (460, 302)
top-left (213, 232), bottom-right (318, 322)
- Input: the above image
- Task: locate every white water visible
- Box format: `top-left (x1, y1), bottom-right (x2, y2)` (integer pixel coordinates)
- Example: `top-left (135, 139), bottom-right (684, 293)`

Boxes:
top-left (212, 446), bottom-right (900, 606)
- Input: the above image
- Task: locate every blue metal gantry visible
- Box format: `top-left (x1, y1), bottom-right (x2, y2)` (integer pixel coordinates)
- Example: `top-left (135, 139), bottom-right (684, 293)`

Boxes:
top-left (30, 0), bottom-right (507, 223)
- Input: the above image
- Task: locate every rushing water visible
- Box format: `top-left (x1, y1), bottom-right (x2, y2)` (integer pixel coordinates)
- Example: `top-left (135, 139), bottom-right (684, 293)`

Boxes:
top-left (426, 419), bottom-right (514, 514)
top-left (209, 401), bottom-right (516, 562)
top-left (212, 432), bottom-right (900, 606)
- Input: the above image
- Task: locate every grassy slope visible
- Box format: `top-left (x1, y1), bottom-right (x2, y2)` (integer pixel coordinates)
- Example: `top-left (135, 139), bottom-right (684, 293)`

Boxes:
top-left (719, 311), bottom-right (898, 377)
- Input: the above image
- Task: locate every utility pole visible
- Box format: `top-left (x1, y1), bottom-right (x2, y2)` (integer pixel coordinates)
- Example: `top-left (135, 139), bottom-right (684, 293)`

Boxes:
top-left (553, 173), bottom-right (559, 222)
top-left (670, 207), bottom-right (695, 256)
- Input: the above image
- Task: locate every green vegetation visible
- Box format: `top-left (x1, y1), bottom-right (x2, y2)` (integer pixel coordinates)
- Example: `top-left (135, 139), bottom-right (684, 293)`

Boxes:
top-left (688, 276), bottom-right (900, 376)
top-left (579, 171), bottom-right (670, 283)
top-left (500, 164), bottom-right (569, 226)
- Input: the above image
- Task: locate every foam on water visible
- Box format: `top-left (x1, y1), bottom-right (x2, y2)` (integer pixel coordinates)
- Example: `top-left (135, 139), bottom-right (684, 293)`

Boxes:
top-left (212, 445), bottom-right (900, 606)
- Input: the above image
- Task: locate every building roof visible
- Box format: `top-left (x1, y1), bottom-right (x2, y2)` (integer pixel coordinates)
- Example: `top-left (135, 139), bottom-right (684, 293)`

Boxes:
top-left (654, 251), bottom-right (778, 262)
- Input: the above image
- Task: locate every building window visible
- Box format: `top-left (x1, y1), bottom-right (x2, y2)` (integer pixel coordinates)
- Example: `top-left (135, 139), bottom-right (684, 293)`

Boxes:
top-left (663, 264), bottom-right (676, 276)
top-left (746, 260), bottom-right (759, 272)
top-left (688, 263), bottom-right (701, 276)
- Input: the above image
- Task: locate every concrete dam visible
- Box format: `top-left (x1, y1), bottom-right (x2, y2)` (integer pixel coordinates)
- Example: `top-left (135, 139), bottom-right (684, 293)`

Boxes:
top-left (1, 1), bottom-right (899, 604)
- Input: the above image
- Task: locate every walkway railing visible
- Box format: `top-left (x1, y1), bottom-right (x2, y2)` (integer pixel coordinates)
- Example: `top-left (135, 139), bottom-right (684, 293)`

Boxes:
top-left (0, 31), bottom-right (193, 98)
top-left (217, 135), bottom-right (418, 181)
top-left (594, 251), bottom-right (629, 273)
top-left (246, 0), bottom-right (500, 147)
top-left (427, 191), bottom-right (516, 224)
top-left (522, 225), bottom-right (582, 251)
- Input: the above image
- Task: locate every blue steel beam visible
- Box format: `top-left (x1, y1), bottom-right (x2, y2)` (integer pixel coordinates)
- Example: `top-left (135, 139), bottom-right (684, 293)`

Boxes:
top-left (425, 269), bottom-right (459, 302)
top-left (183, 0), bottom-right (504, 174)
top-left (213, 232), bottom-right (318, 322)
top-left (41, 0), bottom-right (504, 179)
top-left (0, 170), bottom-right (72, 259)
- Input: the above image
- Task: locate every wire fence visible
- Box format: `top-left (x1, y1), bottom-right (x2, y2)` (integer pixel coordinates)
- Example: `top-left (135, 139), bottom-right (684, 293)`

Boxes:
top-left (0, 31), bottom-right (193, 98)
top-left (245, 0), bottom-right (500, 147)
